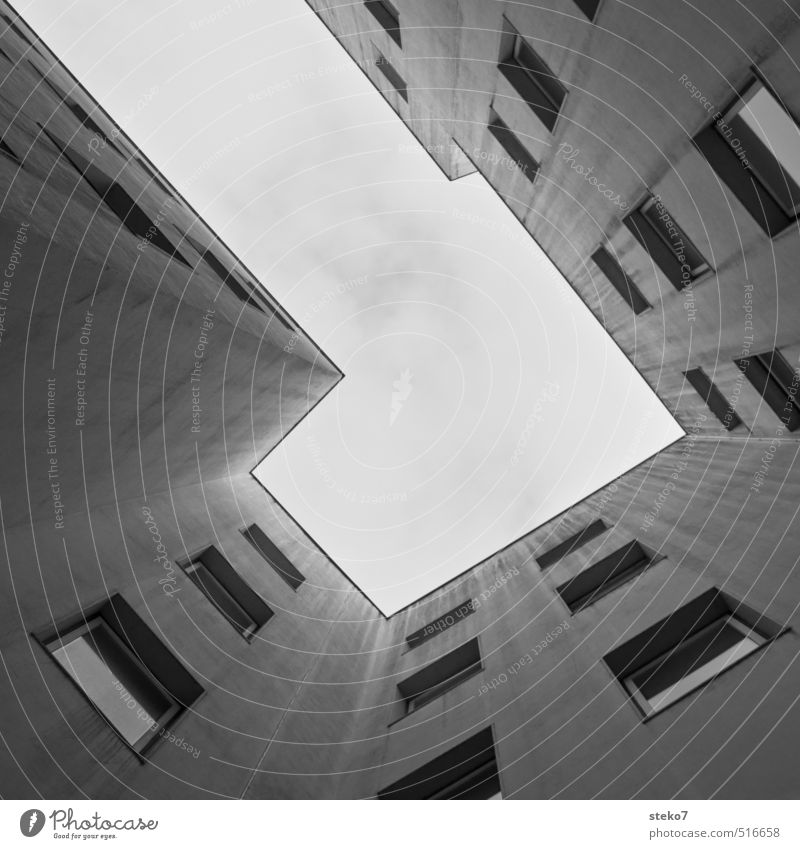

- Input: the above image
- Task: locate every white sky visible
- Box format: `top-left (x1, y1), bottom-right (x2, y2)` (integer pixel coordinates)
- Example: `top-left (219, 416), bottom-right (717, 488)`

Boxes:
top-left (22, 0), bottom-right (683, 615)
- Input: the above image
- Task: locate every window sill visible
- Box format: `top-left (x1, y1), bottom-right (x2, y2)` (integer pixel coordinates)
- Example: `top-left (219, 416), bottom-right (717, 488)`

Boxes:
top-left (638, 627), bottom-right (790, 724)
top-left (386, 664), bottom-right (484, 728)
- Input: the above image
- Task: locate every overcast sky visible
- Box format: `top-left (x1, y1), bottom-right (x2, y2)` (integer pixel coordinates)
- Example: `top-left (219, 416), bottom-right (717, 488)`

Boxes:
top-left (22, 0), bottom-right (684, 615)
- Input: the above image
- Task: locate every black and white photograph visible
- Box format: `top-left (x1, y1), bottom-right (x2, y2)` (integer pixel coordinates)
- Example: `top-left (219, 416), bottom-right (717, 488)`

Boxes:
top-left (0, 0), bottom-right (798, 841)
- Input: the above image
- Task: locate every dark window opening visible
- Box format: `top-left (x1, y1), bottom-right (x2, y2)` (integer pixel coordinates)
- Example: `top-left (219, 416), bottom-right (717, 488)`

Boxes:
top-left (374, 48), bottom-right (408, 102)
top-left (1, 12), bottom-right (30, 44)
top-left (605, 589), bottom-right (781, 717)
top-left (184, 233), bottom-right (265, 313)
top-left (536, 518), bottom-right (609, 570)
top-left (405, 598), bottom-right (476, 650)
top-left (574, 0), bottom-right (601, 19)
top-left (181, 546), bottom-right (273, 640)
top-left (591, 246), bottom-right (650, 314)
top-left (241, 524), bottom-right (305, 591)
top-left (499, 18), bottom-right (567, 131)
top-left (379, 727), bottom-right (501, 799)
top-left (40, 594), bottom-right (202, 753)
top-left (556, 540), bottom-right (654, 613)
top-left (1, 137), bottom-right (20, 163)
top-left (683, 367), bottom-right (742, 430)
top-left (397, 638), bottom-right (481, 713)
top-left (487, 111), bottom-right (539, 181)
top-left (625, 196), bottom-right (711, 291)
top-left (40, 126), bottom-right (190, 267)
top-left (695, 79), bottom-right (800, 236)
top-left (364, 1), bottom-right (402, 47)
top-left (734, 349), bottom-right (800, 431)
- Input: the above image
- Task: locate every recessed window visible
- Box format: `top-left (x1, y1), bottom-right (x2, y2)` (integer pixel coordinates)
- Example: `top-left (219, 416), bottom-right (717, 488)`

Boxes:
top-left (379, 727), bottom-right (501, 799)
top-left (536, 518), bottom-right (609, 570)
top-left (364, 1), bottom-right (401, 47)
top-left (683, 367), bottom-right (742, 430)
top-left (242, 524), bottom-right (305, 591)
top-left (734, 349), bottom-right (800, 431)
top-left (625, 196), bottom-right (711, 291)
top-left (373, 47), bottom-right (408, 102)
top-left (41, 594), bottom-right (202, 752)
top-left (696, 78), bottom-right (800, 235)
top-left (1, 11), bottom-right (30, 44)
top-left (487, 110), bottom-right (539, 181)
top-left (184, 233), bottom-right (265, 313)
top-left (605, 588), bottom-right (783, 718)
top-left (1, 137), bottom-right (19, 163)
top-left (499, 18), bottom-right (567, 131)
top-left (405, 598), bottom-right (476, 650)
top-left (181, 546), bottom-right (273, 640)
top-left (591, 246), bottom-right (650, 314)
top-left (556, 540), bottom-right (654, 613)
top-left (626, 617), bottom-right (764, 716)
top-left (40, 126), bottom-right (190, 267)
top-left (574, 0), bottom-right (601, 19)
top-left (397, 638), bottom-right (481, 713)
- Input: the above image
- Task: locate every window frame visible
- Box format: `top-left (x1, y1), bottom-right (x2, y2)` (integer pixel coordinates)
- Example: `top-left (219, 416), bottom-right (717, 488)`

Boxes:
top-left (405, 659), bottom-right (483, 713)
top-left (240, 524), bottom-right (305, 592)
top-left (45, 616), bottom-right (181, 753)
top-left (734, 349), bottom-right (800, 431)
top-left (405, 598), bottom-right (476, 651)
top-left (179, 546), bottom-right (274, 641)
top-left (683, 367), bottom-right (743, 430)
top-left (556, 540), bottom-right (655, 614)
top-left (486, 111), bottom-right (539, 182)
top-left (498, 18), bottom-right (567, 132)
top-left (364, 0), bottom-right (402, 48)
top-left (639, 195), bottom-right (711, 280)
top-left (720, 79), bottom-right (800, 219)
top-left (591, 246), bottom-right (650, 315)
top-left (622, 614), bottom-right (765, 717)
top-left (183, 558), bottom-right (258, 640)
top-left (378, 727), bottom-right (501, 799)
top-left (373, 46), bottom-right (408, 102)
top-left (397, 638), bottom-right (483, 716)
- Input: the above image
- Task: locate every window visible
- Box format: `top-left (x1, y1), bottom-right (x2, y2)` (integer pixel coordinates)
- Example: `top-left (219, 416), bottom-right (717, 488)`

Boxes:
top-left (184, 233), bottom-right (265, 313)
top-left (574, 0), bottom-right (601, 19)
top-left (397, 638), bottom-right (481, 713)
top-left (1, 138), bottom-right (19, 163)
top-left (604, 589), bottom-right (782, 718)
top-left (364, 0), bottom-right (401, 47)
top-left (374, 48), bottom-right (408, 102)
top-left (242, 524), bottom-right (305, 591)
top-left (591, 246), bottom-right (650, 314)
top-left (695, 78), bottom-right (800, 235)
top-left (734, 349), bottom-right (800, 431)
top-left (536, 519), bottom-right (609, 570)
top-left (379, 727), bottom-right (501, 799)
top-left (683, 367), bottom-right (742, 430)
top-left (40, 126), bottom-right (190, 267)
top-left (181, 546), bottom-right (273, 639)
top-left (556, 540), bottom-right (654, 613)
top-left (1, 11), bottom-right (30, 44)
top-left (624, 196), bottom-right (711, 291)
top-left (405, 598), bottom-right (476, 650)
top-left (499, 18), bottom-right (567, 131)
top-left (487, 110), bottom-right (539, 181)
top-left (41, 594), bottom-right (202, 752)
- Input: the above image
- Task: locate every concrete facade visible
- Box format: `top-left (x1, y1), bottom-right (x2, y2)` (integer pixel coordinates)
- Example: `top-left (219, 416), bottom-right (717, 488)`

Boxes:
top-left (2, 0), bottom-right (800, 799)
